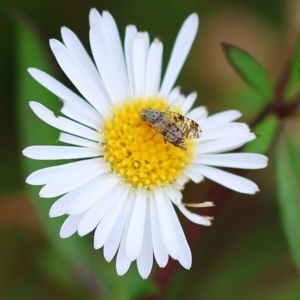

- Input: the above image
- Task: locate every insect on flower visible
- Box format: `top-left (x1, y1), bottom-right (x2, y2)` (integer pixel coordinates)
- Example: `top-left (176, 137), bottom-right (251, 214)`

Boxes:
top-left (140, 108), bottom-right (202, 151)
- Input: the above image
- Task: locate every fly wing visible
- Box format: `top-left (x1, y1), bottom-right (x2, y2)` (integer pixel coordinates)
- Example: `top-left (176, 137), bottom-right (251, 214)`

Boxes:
top-left (164, 111), bottom-right (202, 139)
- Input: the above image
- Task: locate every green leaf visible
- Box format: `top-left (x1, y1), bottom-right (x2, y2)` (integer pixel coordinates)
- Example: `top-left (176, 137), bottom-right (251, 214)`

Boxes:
top-left (285, 34), bottom-right (300, 98)
top-left (14, 16), bottom-right (152, 299)
top-left (222, 43), bottom-right (273, 100)
top-left (244, 114), bottom-right (279, 154)
top-left (275, 119), bottom-right (300, 273)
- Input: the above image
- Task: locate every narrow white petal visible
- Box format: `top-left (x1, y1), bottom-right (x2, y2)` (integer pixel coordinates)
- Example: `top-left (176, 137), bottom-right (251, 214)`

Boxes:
top-left (102, 11), bottom-right (129, 98)
top-left (145, 39), bottom-right (163, 97)
top-left (27, 68), bottom-right (101, 128)
top-left (177, 205), bottom-right (211, 226)
top-left (201, 110), bottom-right (242, 131)
top-left (165, 199), bottom-right (191, 269)
top-left (93, 185), bottom-right (129, 248)
top-left (137, 200), bottom-right (153, 279)
top-left (89, 10), bottom-right (128, 101)
top-left (60, 214), bottom-right (84, 238)
top-left (182, 164), bottom-right (204, 183)
top-left (78, 185), bottom-right (124, 238)
top-left (194, 153), bottom-right (268, 169)
top-left (150, 193), bottom-right (168, 268)
top-left (29, 102), bottom-right (99, 142)
top-left (89, 7), bottom-right (101, 27)
top-left (160, 14), bottom-right (199, 96)
top-left (52, 47), bottom-right (110, 116)
top-left (60, 101), bottom-right (104, 129)
top-left (116, 199), bottom-right (134, 276)
top-left (49, 191), bottom-right (76, 217)
top-left (155, 189), bottom-right (180, 259)
top-left (39, 164), bottom-right (105, 198)
top-left (23, 146), bottom-right (101, 160)
top-left (126, 190), bottom-right (147, 261)
top-left (89, 26), bottom-right (120, 103)
top-left (60, 26), bottom-right (110, 104)
top-left (50, 175), bottom-right (105, 217)
top-left (67, 175), bottom-right (122, 215)
top-left (125, 25), bottom-right (138, 97)
top-left (169, 93), bottom-right (185, 110)
top-left (59, 133), bottom-right (100, 148)
top-left (132, 33), bottom-right (147, 97)
top-left (26, 158), bottom-right (107, 185)
top-left (181, 92), bottom-right (197, 114)
top-left (186, 106), bottom-right (208, 122)
top-left (200, 123), bottom-right (250, 142)
top-left (195, 133), bottom-right (256, 154)
top-left (167, 86), bottom-right (181, 106)
top-left (199, 165), bottom-right (260, 194)
top-left (104, 196), bottom-right (133, 262)
top-left (49, 39), bottom-right (110, 113)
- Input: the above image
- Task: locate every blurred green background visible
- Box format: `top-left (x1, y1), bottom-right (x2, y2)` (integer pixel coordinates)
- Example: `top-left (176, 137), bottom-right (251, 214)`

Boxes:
top-left (1, 0), bottom-right (300, 299)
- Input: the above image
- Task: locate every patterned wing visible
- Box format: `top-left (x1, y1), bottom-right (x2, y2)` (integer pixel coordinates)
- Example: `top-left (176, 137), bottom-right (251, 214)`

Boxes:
top-left (164, 111), bottom-right (202, 139)
top-left (146, 113), bottom-right (186, 151)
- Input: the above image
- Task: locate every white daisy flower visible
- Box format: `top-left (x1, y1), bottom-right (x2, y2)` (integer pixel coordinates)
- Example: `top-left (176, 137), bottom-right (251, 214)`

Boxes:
top-left (22, 9), bottom-right (268, 279)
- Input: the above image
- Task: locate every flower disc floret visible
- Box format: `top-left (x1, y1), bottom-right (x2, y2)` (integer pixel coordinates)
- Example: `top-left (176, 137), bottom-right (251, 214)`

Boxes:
top-left (103, 98), bottom-right (194, 189)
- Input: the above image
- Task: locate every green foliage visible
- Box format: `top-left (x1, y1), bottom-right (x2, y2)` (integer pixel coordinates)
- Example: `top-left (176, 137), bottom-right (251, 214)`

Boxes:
top-left (244, 114), bottom-right (279, 154)
top-left (222, 43), bottom-right (273, 100)
top-left (275, 119), bottom-right (300, 274)
top-left (285, 34), bottom-right (300, 99)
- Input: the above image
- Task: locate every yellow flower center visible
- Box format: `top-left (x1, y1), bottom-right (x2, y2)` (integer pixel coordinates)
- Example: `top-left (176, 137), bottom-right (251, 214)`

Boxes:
top-left (103, 97), bottom-right (194, 189)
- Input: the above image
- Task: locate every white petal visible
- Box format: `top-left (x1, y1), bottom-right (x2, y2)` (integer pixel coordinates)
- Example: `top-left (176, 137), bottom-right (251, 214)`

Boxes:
top-left (199, 165), bottom-right (259, 194)
top-left (59, 132), bottom-right (100, 148)
top-left (200, 123), bottom-right (250, 142)
top-left (93, 185), bottom-right (129, 248)
top-left (102, 11), bottom-right (129, 98)
top-left (145, 38), bottom-right (163, 97)
top-left (29, 102), bottom-right (99, 142)
top-left (137, 200), bottom-right (153, 279)
top-left (155, 189), bottom-right (180, 259)
top-left (160, 14), bottom-right (199, 96)
top-left (50, 191), bottom-right (76, 217)
top-left (167, 87), bottom-right (181, 106)
top-left (39, 163), bottom-right (105, 198)
top-left (186, 106), bottom-right (208, 122)
top-left (132, 33), bottom-right (147, 97)
top-left (89, 24), bottom-right (121, 104)
top-left (60, 214), bottom-right (84, 238)
top-left (177, 205), bottom-right (211, 226)
top-left (182, 164), bottom-right (204, 183)
top-left (104, 196), bottom-right (133, 262)
top-left (60, 100), bottom-right (103, 129)
top-left (124, 25), bottom-right (138, 97)
top-left (60, 26), bottom-right (110, 104)
top-left (26, 158), bottom-right (106, 185)
top-left (169, 93), bottom-right (185, 110)
top-left (195, 133), bottom-right (256, 154)
top-left (51, 46), bottom-right (110, 116)
top-left (49, 175), bottom-right (107, 217)
top-left (201, 110), bottom-right (242, 131)
top-left (116, 199), bottom-right (134, 276)
top-left (149, 193), bottom-right (168, 268)
top-left (27, 68), bottom-right (101, 128)
top-left (89, 10), bottom-right (128, 101)
top-left (76, 188), bottom-right (119, 237)
top-left (67, 174), bottom-right (122, 215)
top-left (23, 146), bottom-right (101, 160)
top-left (181, 92), bottom-right (197, 114)
top-left (194, 153), bottom-right (268, 169)
top-left (165, 199), bottom-right (191, 269)
top-left (126, 190), bottom-right (147, 261)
